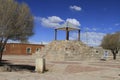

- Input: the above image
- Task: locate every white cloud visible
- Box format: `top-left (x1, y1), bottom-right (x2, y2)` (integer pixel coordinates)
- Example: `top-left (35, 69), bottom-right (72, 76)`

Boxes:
top-left (8, 40), bottom-right (49, 45)
top-left (69, 32), bottom-right (79, 40)
top-left (115, 23), bottom-right (120, 26)
top-left (70, 32), bottom-right (106, 46)
top-left (66, 18), bottom-right (81, 27)
top-left (41, 41), bottom-right (49, 44)
top-left (48, 16), bottom-right (64, 23)
top-left (34, 16), bottom-right (41, 21)
top-left (82, 32), bottom-right (106, 46)
top-left (29, 40), bottom-right (49, 45)
top-left (40, 16), bottom-right (64, 28)
top-left (7, 40), bottom-right (20, 43)
top-left (84, 27), bottom-right (98, 31)
top-left (92, 28), bottom-right (97, 31)
top-left (70, 5), bottom-right (82, 11)
top-left (39, 16), bottom-right (80, 28)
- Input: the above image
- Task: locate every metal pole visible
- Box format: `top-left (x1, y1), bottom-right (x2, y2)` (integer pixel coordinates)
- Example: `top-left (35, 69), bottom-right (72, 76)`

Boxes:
top-left (66, 27), bottom-right (69, 40)
top-left (55, 29), bottom-right (57, 40)
top-left (78, 30), bottom-right (80, 41)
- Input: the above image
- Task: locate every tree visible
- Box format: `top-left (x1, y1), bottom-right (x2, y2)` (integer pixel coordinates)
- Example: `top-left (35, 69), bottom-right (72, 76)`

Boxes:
top-left (0, 0), bottom-right (34, 62)
top-left (101, 32), bottom-right (120, 60)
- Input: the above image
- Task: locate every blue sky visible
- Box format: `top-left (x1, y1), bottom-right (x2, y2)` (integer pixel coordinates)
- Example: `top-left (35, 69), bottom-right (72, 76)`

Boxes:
top-left (16, 0), bottom-right (120, 46)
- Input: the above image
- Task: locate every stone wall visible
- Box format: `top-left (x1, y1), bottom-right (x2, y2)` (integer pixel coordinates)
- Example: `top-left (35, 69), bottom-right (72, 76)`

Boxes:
top-left (33, 40), bottom-right (120, 61)
top-left (38, 40), bottom-right (105, 61)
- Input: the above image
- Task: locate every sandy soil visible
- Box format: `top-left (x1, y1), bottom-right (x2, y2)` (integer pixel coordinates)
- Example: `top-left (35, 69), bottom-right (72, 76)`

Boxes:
top-left (0, 55), bottom-right (120, 80)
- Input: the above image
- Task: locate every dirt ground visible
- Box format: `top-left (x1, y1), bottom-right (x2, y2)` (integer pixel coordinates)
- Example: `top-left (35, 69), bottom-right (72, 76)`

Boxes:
top-left (0, 55), bottom-right (120, 80)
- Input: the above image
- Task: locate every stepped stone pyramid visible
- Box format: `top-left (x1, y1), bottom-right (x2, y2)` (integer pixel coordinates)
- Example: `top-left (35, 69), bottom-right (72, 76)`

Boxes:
top-left (39, 40), bottom-right (101, 61)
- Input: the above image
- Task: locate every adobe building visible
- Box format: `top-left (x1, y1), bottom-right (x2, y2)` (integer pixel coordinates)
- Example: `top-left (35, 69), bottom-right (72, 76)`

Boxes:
top-left (3, 43), bottom-right (45, 55)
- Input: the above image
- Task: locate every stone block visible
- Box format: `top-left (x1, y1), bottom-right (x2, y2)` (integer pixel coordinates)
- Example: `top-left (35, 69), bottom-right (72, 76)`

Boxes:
top-left (35, 58), bottom-right (45, 73)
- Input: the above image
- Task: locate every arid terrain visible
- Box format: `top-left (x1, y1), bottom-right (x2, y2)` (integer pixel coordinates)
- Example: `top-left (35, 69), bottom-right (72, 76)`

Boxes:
top-left (0, 55), bottom-right (120, 80)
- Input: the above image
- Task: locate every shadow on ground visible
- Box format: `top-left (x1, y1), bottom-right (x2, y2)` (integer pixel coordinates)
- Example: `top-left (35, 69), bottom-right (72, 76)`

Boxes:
top-left (0, 60), bottom-right (35, 72)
